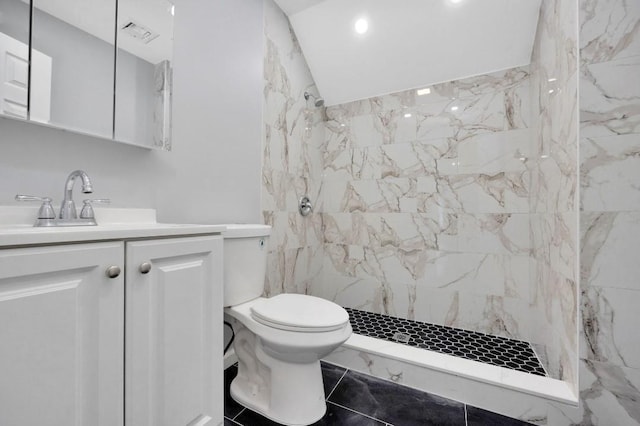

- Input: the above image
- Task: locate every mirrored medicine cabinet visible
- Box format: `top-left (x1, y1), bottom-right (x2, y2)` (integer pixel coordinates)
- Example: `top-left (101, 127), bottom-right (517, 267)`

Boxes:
top-left (0, 0), bottom-right (174, 150)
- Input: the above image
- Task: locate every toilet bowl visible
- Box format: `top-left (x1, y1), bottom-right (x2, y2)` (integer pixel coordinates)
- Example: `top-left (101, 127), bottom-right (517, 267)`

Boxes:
top-left (222, 225), bottom-right (352, 426)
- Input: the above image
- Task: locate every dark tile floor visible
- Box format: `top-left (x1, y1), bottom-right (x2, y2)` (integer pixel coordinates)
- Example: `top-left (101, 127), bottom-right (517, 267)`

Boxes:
top-left (224, 362), bottom-right (532, 426)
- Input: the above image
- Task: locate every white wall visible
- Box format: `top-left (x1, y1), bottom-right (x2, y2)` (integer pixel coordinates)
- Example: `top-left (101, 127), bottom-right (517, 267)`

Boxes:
top-left (0, 0), bottom-right (264, 225)
top-left (31, 4), bottom-right (116, 137)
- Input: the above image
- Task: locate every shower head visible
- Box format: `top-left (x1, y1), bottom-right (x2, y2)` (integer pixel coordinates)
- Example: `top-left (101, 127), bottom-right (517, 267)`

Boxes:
top-left (304, 91), bottom-right (325, 107)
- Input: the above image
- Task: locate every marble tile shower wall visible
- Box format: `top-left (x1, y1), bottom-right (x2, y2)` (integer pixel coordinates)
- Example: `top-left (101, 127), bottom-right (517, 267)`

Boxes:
top-left (261, 1), bottom-right (640, 422)
top-left (528, 0), bottom-right (579, 386)
top-left (261, 0), bottom-right (325, 297)
top-left (317, 68), bottom-right (537, 344)
top-left (576, 0), bottom-right (640, 423)
top-left (321, 1), bottom-right (640, 423)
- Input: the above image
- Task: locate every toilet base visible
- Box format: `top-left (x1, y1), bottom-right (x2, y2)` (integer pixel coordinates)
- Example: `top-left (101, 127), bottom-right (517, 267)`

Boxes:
top-left (230, 326), bottom-right (327, 426)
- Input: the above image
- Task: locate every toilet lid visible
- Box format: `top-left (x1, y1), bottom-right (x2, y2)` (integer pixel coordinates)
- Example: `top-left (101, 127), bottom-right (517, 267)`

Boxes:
top-left (250, 294), bottom-right (349, 332)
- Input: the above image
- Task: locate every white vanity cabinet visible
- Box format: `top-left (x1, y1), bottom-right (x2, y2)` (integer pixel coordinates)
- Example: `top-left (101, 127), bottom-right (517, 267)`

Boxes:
top-left (0, 232), bottom-right (223, 426)
top-left (125, 236), bottom-right (222, 426)
top-left (0, 242), bottom-right (125, 426)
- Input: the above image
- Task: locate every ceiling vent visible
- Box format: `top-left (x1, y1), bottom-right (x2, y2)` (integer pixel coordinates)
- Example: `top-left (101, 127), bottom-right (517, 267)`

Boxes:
top-left (120, 20), bottom-right (159, 44)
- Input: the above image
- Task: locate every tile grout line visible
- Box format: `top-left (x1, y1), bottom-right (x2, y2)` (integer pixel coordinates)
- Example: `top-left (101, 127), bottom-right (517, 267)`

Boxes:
top-left (346, 307), bottom-right (547, 376)
top-left (327, 401), bottom-right (389, 425)
top-left (325, 367), bottom-right (349, 400)
top-left (231, 407), bottom-right (245, 422)
top-left (226, 364), bottom-right (468, 426)
top-left (230, 419), bottom-right (244, 426)
top-left (224, 416), bottom-right (242, 426)
top-left (226, 364), bottom-right (522, 425)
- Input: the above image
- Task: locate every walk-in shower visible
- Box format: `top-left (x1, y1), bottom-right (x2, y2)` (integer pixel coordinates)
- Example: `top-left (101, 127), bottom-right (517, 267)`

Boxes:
top-left (262, 0), bottom-right (579, 419)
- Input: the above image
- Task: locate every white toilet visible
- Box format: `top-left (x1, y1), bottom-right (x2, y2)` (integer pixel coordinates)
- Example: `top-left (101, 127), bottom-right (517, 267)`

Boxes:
top-left (223, 224), bottom-right (352, 426)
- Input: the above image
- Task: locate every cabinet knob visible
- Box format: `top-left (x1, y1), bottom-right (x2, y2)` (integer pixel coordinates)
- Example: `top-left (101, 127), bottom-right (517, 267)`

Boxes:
top-left (106, 265), bottom-right (121, 279)
top-left (139, 262), bottom-right (152, 274)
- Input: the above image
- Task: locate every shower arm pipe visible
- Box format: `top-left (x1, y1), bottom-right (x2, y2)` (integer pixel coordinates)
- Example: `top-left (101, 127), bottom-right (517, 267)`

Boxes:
top-left (304, 91), bottom-right (324, 107)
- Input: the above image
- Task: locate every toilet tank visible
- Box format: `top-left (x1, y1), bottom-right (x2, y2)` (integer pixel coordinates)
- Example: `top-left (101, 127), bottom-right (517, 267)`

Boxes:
top-left (222, 224), bottom-right (271, 307)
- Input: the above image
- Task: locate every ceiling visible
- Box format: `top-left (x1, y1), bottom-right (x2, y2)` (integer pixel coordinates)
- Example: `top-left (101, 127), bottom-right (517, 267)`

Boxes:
top-left (274, 0), bottom-right (542, 106)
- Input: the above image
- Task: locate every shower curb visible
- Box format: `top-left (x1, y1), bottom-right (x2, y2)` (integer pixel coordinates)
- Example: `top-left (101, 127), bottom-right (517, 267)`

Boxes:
top-left (324, 333), bottom-right (578, 425)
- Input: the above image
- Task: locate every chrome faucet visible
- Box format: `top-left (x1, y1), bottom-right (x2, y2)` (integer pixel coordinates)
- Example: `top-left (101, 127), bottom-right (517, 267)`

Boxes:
top-left (15, 169), bottom-right (106, 226)
top-left (59, 170), bottom-right (93, 219)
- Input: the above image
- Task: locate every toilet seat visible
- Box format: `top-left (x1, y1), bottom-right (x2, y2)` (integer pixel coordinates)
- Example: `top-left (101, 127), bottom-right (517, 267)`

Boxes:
top-left (250, 294), bottom-right (349, 333)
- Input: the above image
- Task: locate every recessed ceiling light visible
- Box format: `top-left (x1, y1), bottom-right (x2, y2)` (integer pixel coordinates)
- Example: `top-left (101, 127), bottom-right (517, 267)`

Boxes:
top-left (416, 88), bottom-right (431, 96)
top-left (404, 113), bottom-right (412, 118)
top-left (449, 0), bottom-right (464, 4)
top-left (451, 106), bottom-right (459, 111)
top-left (355, 18), bottom-right (369, 34)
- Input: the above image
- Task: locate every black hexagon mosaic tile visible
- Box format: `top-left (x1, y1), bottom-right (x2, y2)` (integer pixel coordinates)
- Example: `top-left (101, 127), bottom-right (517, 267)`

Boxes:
top-left (345, 308), bottom-right (547, 377)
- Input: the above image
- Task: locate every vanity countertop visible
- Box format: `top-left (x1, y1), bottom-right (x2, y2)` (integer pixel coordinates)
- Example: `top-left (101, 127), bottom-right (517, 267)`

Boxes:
top-left (0, 206), bottom-right (225, 247)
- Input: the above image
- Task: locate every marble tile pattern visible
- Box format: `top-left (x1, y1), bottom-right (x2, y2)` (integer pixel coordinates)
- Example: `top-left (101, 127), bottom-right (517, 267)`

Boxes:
top-left (320, 0), bottom-right (640, 422)
top-left (525, 0), bottom-right (580, 388)
top-left (318, 65), bottom-right (544, 357)
top-left (261, 0), bottom-right (325, 298)
top-left (259, 0), bottom-right (640, 423)
top-left (324, 345), bottom-right (553, 425)
top-left (313, 61), bottom-right (577, 380)
top-left (224, 362), bottom-right (530, 426)
top-left (153, 60), bottom-right (172, 151)
top-left (325, 340), bottom-right (640, 425)
top-left (314, 0), bottom-right (580, 390)
top-left (576, 0), bottom-right (640, 423)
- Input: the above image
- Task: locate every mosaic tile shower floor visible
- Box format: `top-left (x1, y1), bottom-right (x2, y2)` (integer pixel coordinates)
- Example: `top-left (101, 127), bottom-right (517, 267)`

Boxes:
top-left (345, 308), bottom-right (547, 377)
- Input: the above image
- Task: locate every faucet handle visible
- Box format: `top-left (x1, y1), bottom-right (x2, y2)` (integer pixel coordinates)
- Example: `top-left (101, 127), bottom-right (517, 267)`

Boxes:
top-left (15, 194), bottom-right (56, 219)
top-left (80, 199), bottom-right (110, 219)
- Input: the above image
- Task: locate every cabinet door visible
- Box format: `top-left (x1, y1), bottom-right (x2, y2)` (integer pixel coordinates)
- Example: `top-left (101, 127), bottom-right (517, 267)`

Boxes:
top-left (0, 242), bottom-right (124, 426)
top-left (126, 236), bottom-right (223, 426)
